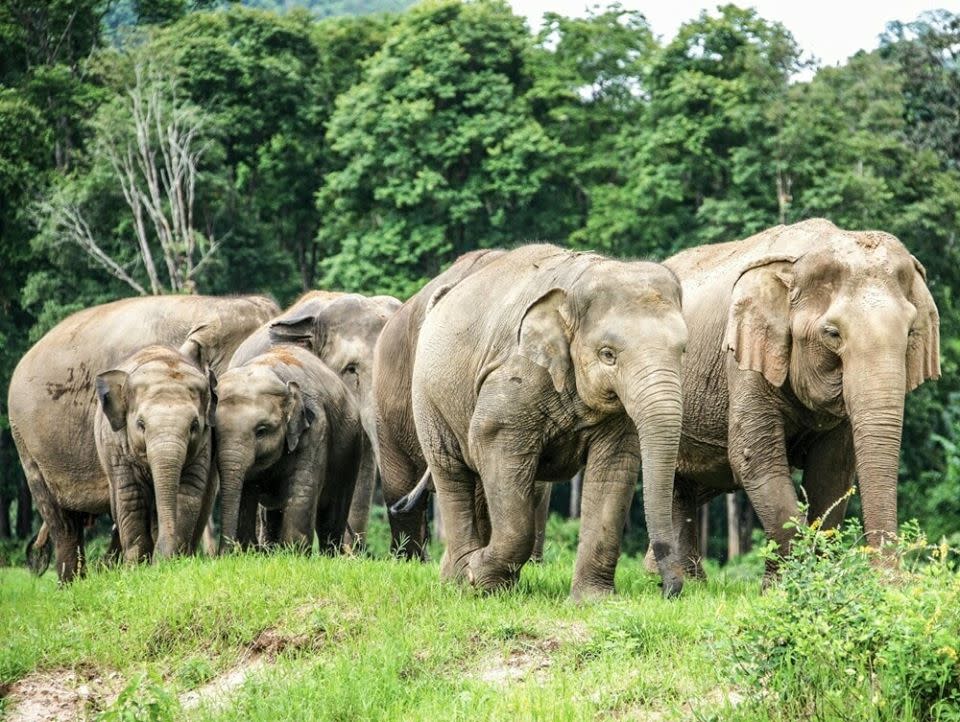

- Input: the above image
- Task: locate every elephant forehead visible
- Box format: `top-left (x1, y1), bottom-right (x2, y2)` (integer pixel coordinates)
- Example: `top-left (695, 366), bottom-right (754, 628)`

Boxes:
top-left (128, 359), bottom-right (205, 389)
top-left (219, 365), bottom-right (285, 398)
top-left (816, 231), bottom-right (908, 273)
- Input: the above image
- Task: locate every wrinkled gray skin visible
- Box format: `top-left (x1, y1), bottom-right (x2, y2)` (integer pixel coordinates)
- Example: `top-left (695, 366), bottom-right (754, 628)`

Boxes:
top-left (216, 346), bottom-right (363, 553)
top-left (644, 219), bottom-right (940, 580)
top-left (412, 245), bottom-right (688, 599)
top-left (373, 249), bottom-right (507, 559)
top-left (95, 346), bottom-right (217, 564)
top-left (231, 291), bottom-right (400, 545)
top-left (8, 295), bottom-right (279, 582)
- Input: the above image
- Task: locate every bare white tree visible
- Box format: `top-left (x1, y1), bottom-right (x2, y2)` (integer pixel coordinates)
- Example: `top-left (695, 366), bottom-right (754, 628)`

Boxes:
top-left (42, 64), bottom-right (218, 295)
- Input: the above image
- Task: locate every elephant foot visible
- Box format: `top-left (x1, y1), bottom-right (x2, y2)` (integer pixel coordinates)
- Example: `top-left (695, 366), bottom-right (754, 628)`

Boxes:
top-left (569, 582), bottom-right (614, 603)
top-left (464, 549), bottom-right (521, 593)
top-left (439, 546), bottom-right (475, 582)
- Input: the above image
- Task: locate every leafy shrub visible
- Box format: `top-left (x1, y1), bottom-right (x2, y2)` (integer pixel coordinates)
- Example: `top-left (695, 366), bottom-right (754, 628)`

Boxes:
top-left (729, 514), bottom-right (960, 721)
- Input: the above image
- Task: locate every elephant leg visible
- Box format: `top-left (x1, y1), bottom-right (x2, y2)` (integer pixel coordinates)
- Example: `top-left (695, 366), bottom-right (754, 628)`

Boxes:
top-left (257, 506), bottom-right (283, 550)
top-left (112, 468), bottom-right (153, 564)
top-left (464, 443), bottom-right (538, 592)
top-left (15, 435), bottom-right (85, 583)
top-left (283, 468), bottom-right (322, 554)
top-left (382, 455), bottom-right (429, 560)
top-left (52, 511), bottom-right (87, 583)
top-left (729, 406), bottom-right (795, 580)
top-left (345, 438), bottom-right (377, 548)
top-left (802, 421), bottom-right (855, 530)
top-left (177, 450), bottom-right (214, 555)
top-left (529, 482), bottom-right (552, 563)
top-left (644, 478), bottom-right (707, 579)
top-left (236, 490), bottom-right (259, 551)
top-left (571, 440), bottom-right (638, 601)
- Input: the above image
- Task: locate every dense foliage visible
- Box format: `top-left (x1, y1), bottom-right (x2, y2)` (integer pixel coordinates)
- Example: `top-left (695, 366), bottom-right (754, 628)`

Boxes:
top-left (730, 517), bottom-right (960, 720)
top-left (1, 0), bottom-right (959, 554)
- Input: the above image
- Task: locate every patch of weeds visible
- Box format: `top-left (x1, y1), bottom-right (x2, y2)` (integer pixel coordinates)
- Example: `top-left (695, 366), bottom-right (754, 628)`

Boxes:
top-left (95, 672), bottom-right (179, 722)
top-left (175, 657), bottom-right (215, 688)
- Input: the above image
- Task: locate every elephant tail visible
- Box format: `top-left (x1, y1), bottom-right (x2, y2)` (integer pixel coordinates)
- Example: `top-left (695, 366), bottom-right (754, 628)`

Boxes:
top-left (389, 469), bottom-right (434, 517)
top-left (26, 522), bottom-right (52, 577)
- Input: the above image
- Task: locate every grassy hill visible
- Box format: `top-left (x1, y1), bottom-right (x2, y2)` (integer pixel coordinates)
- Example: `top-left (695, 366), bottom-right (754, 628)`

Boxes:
top-left (1, 515), bottom-right (958, 720)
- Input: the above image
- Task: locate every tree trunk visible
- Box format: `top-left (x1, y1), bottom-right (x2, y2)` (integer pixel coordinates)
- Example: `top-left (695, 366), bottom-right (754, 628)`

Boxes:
top-left (698, 503), bottom-right (710, 561)
top-left (569, 470), bottom-right (582, 519)
top-left (0, 493), bottom-right (10, 539)
top-left (726, 491), bottom-right (754, 560)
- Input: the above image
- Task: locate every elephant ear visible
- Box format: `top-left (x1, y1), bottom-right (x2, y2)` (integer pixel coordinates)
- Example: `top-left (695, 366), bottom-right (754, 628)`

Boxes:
top-left (95, 369), bottom-right (130, 432)
top-left (906, 255), bottom-right (941, 392)
top-left (179, 317), bottom-right (224, 371)
top-left (269, 309), bottom-right (325, 354)
top-left (204, 368), bottom-right (219, 427)
top-left (283, 381), bottom-right (317, 452)
top-left (517, 288), bottom-right (573, 394)
top-left (724, 256), bottom-right (797, 388)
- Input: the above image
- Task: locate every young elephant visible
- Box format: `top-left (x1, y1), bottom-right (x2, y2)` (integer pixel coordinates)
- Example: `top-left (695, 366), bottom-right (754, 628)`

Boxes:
top-left (412, 244), bottom-right (688, 599)
top-left (95, 346), bottom-right (217, 562)
top-left (8, 294), bottom-right (278, 582)
top-left (647, 219), bottom-right (940, 579)
top-left (216, 346), bottom-right (363, 553)
top-left (230, 291), bottom-right (400, 544)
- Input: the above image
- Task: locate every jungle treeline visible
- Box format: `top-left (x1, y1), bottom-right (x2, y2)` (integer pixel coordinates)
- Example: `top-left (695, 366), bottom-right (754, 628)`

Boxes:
top-left (1, 0), bottom-right (959, 558)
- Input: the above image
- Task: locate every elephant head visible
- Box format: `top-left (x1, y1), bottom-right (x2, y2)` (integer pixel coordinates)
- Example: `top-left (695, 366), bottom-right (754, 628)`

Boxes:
top-left (215, 363), bottom-right (317, 549)
top-left (268, 294), bottom-right (400, 445)
top-left (518, 262), bottom-right (688, 595)
top-left (95, 346), bottom-right (217, 558)
top-left (725, 220), bottom-right (940, 547)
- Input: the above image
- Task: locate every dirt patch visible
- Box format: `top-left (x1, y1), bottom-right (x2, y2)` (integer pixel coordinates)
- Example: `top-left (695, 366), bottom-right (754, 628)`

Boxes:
top-left (179, 626), bottom-right (316, 712)
top-left (475, 621), bottom-right (590, 687)
top-left (179, 654), bottom-right (267, 712)
top-left (3, 669), bottom-right (123, 722)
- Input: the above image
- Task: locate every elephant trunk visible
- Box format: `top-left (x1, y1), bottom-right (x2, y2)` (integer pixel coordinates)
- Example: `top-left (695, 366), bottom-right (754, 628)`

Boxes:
top-left (146, 434), bottom-right (189, 559)
top-left (218, 445), bottom-right (253, 552)
top-left (623, 365), bottom-right (684, 597)
top-left (843, 355), bottom-right (906, 549)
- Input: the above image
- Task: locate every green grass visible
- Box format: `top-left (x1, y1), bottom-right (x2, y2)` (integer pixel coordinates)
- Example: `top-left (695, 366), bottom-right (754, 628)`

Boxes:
top-left (0, 513), bottom-right (757, 721)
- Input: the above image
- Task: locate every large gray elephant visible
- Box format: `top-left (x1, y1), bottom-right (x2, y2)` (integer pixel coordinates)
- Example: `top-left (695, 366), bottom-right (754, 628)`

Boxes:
top-left (650, 219), bottom-right (940, 578)
top-left (412, 244), bottom-right (688, 599)
top-left (216, 346), bottom-right (363, 553)
top-left (7, 294), bottom-right (279, 582)
top-left (373, 249), bottom-right (506, 558)
top-left (95, 345), bottom-right (217, 563)
top-left (231, 290), bottom-right (400, 544)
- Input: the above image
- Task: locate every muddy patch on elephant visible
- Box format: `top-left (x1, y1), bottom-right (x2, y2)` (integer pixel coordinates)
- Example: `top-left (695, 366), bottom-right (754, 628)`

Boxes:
top-left (2, 669), bottom-right (122, 722)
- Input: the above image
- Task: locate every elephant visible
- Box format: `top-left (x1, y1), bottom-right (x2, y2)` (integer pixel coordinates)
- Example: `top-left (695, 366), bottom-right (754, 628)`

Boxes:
top-left (95, 345), bottom-right (218, 564)
top-left (7, 294), bottom-right (279, 582)
top-left (645, 219), bottom-right (940, 579)
top-left (411, 244), bottom-right (688, 599)
top-left (215, 345), bottom-right (363, 553)
top-left (373, 249), bottom-right (506, 559)
top-left (231, 290), bottom-right (400, 545)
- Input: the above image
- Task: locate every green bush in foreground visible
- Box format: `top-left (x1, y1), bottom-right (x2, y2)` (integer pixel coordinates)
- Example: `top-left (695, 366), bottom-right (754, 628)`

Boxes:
top-left (729, 512), bottom-right (960, 721)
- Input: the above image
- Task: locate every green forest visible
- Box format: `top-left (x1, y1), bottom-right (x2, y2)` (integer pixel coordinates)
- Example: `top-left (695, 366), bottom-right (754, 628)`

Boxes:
top-left (1, 0), bottom-right (959, 553)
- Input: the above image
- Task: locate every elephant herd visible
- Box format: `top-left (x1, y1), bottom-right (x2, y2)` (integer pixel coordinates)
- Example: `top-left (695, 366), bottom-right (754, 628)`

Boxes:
top-left (7, 218), bottom-right (941, 599)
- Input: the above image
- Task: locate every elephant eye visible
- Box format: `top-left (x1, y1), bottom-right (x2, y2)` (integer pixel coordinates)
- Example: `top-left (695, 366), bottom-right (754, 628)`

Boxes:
top-left (136, 417), bottom-right (146, 431)
top-left (255, 424), bottom-right (269, 439)
top-left (598, 347), bottom-right (617, 366)
top-left (190, 419), bottom-right (200, 434)
top-left (342, 363), bottom-right (359, 376)
top-left (822, 325), bottom-right (841, 340)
